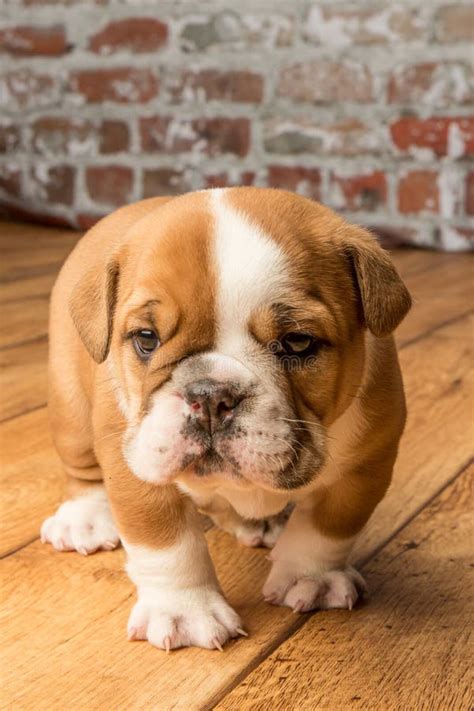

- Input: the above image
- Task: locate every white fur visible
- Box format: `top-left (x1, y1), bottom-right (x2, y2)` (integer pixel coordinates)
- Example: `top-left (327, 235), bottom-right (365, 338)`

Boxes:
top-left (124, 189), bottom-right (326, 513)
top-left (124, 383), bottom-right (202, 484)
top-left (212, 189), bottom-right (289, 352)
top-left (124, 530), bottom-right (242, 650)
top-left (40, 488), bottom-right (119, 554)
top-left (262, 506), bottom-right (366, 612)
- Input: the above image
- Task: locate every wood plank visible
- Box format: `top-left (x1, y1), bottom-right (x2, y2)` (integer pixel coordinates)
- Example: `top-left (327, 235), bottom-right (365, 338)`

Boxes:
top-left (396, 253), bottom-right (474, 346)
top-left (1, 316), bottom-right (471, 708)
top-left (0, 272), bottom-right (56, 304)
top-left (0, 339), bottom-right (48, 422)
top-left (0, 408), bottom-right (63, 556)
top-left (353, 315), bottom-right (473, 563)
top-left (0, 296), bottom-right (49, 348)
top-left (216, 466), bottom-right (473, 711)
top-left (391, 248), bottom-right (463, 277)
top-left (0, 220), bottom-right (79, 282)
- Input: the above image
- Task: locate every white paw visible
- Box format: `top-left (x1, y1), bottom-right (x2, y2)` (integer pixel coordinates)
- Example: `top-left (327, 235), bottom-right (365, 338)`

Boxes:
top-left (127, 586), bottom-right (245, 651)
top-left (263, 562), bottom-right (367, 613)
top-left (40, 490), bottom-right (119, 555)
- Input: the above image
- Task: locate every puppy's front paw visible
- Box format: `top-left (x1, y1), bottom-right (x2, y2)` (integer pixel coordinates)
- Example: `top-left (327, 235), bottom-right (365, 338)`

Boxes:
top-left (40, 491), bottom-right (119, 555)
top-left (128, 587), bottom-right (244, 651)
top-left (263, 562), bottom-right (367, 613)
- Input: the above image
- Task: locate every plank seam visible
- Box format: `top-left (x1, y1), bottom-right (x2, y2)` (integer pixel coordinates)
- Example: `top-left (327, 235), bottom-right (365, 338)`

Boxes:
top-left (0, 403), bottom-right (45, 425)
top-left (0, 262), bottom-right (65, 285)
top-left (391, 253), bottom-right (458, 279)
top-left (398, 309), bottom-right (473, 350)
top-left (0, 535), bottom-right (39, 560)
top-left (357, 456), bottom-right (473, 568)
top-left (0, 334), bottom-right (48, 352)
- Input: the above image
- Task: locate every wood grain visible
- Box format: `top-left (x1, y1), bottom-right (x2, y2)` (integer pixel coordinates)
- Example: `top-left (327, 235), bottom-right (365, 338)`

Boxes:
top-left (396, 254), bottom-right (474, 346)
top-left (1, 316), bottom-right (472, 708)
top-left (0, 221), bottom-right (79, 282)
top-left (353, 315), bottom-right (473, 563)
top-left (0, 272), bottom-right (56, 304)
top-left (1, 223), bottom-right (472, 711)
top-left (0, 408), bottom-right (63, 556)
top-left (216, 466), bottom-right (473, 711)
top-left (0, 338), bottom-right (48, 421)
top-left (390, 248), bottom-right (464, 277)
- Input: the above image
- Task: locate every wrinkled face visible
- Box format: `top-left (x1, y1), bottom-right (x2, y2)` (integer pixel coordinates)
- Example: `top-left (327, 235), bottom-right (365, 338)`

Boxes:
top-left (111, 189), bottom-right (366, 492)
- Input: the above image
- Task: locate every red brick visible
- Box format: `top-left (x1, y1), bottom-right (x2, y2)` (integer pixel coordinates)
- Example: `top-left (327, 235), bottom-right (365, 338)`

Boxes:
top-left (86, 165), bottom-right (133, 206)
top-left (304, 6), bottom-right (426, 45)
top-left (89, 18), bottom-right (168, 54)
top-left (0, 122), bottom-right (20, 153)
top-left (0, 165), bottom-right (21, 196)
top-left (168, 70), bottom-right (263, 104)
top-left (143, 169), bottom-right (192, 198)
top-left (465, 173), bottom-right (474, 216)
top-left (437, 5), bottom-right (474, 42)
top-left (388, 62), bottom-right (474, 105)
top-left (204, 171), bottom-right (255, 188)
top-left (30, 164), bottom-right (75, 206)
top-left (390, 117), bottom-right (474, 157)
top-left (398, 171), bottom-right (439, 214)
top-left (329, 171), bottom-right (387, 211)
top-left (31, 117), bottom-right (93, 156)
top-left (267, 166), bottom-right (321, 200)
top-left (264, 117), bottom-right (381, 156)
top-left (30, 117), bottom-right (130, 156)
top-left (99, 121), bottom-right (129, 154)
top-left (278, 61), bottom-right (372, 103)
top-left (0, 25), bottom-right (67, 56)
top-left (71, 68), bottom-right (158, 104)
top-left (140, 117), bottom-right (250, 157)
top-left (0, 69), bottom-right (59, 109)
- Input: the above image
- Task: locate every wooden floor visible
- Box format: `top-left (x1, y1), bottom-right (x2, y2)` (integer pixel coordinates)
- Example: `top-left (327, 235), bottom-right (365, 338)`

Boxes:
top-left (0, 220), bottom-right (473, 711)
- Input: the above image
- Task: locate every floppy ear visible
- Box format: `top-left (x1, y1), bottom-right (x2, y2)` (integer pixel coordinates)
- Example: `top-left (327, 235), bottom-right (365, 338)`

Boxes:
top-left (69, 257), bottom-right (120, 364)
top-left (343, 228), bottom-right (412, 337)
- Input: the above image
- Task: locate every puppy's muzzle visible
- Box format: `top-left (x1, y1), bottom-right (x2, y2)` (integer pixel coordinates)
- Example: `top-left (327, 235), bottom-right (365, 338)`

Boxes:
top-left (184, 379), bottom-right (244, 436)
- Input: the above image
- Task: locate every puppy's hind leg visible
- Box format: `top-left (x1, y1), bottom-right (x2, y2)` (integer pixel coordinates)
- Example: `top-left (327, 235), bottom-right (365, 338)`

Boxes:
top-left (42, 370), bottom-right (119, 555)
top-left (201, 496), bottom-right (292, 549)
top-left (41, 473), bottom-right (120, 555)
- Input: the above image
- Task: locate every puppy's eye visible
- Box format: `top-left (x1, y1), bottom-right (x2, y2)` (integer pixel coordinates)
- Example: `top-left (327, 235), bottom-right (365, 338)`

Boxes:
top-left (281, 332), bottom-right (318, 357)
top-left (133, 329), bottom-right (160, 358)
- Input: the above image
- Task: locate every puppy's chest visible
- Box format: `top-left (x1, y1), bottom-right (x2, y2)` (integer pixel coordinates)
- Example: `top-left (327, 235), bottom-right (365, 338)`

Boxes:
top-left (184, 480), bottom-right (292, 520)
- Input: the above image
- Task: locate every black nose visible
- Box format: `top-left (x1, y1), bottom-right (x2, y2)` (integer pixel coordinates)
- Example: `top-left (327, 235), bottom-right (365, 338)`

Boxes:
top-left (184, 380), bottom-right (241, 435)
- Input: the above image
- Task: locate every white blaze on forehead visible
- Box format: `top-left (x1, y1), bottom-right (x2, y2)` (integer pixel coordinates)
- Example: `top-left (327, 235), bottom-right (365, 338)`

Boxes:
top-left (211, 190), bottom-right (288, 347)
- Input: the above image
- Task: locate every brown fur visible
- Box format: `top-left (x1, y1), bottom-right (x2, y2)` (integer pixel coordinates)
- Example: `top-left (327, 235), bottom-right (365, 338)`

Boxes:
top-left (48, 188), bottom-right (410, 551)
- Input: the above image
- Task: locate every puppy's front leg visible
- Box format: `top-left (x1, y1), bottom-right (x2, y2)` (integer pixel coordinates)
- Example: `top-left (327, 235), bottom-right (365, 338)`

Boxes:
top-left (106, 472), bottom-right (243, 651)
top-left (263, 505), bottom-right (367, 613)
top-left (262, 460), bottom-right (393, 612)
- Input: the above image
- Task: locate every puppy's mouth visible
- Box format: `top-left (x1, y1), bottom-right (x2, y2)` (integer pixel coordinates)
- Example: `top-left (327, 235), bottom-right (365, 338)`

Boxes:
top-left (180, 439), bottom-right (241, 479)
top-left (178, 426), bottom-right (321, 491)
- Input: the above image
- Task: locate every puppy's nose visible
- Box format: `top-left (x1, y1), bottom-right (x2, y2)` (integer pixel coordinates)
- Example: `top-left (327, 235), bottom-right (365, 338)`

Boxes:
top-left (184, 380), bottom-right (241, 435)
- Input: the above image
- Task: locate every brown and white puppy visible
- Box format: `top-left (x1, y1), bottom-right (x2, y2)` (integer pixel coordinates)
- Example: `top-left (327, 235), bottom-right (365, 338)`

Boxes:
top-left (41, 188), bottom-right (411, 651)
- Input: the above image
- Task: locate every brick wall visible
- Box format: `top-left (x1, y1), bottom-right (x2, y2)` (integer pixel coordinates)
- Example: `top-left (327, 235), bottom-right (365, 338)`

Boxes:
top-left (1, 0), bottom-right (473, 249)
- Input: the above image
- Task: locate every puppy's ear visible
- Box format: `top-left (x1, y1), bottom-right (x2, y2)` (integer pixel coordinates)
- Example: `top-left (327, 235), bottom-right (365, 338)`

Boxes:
top-left (343, 227), bottom-right (411, 336)
top-left (69, 257), bottom-right (120, 364)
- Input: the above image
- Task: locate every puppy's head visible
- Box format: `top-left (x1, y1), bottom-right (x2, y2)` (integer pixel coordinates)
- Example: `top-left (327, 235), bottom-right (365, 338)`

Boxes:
top-left (70, 188), bottom-right (411, 491)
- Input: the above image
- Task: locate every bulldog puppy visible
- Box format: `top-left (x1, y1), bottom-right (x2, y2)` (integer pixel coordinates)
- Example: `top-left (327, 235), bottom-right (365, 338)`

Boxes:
top-left (41, 188), bottom-right (411, 651)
